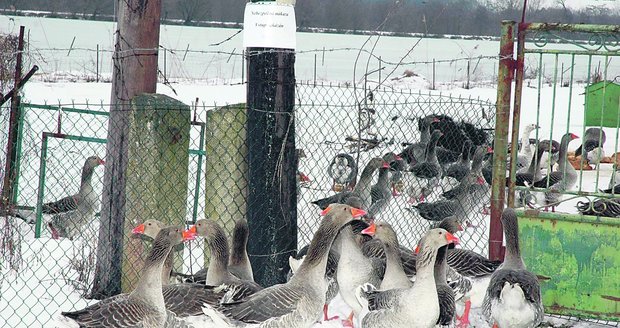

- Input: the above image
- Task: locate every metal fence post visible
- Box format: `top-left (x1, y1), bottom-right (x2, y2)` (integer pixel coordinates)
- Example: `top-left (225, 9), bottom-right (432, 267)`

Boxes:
top-left (489, 20), bottom-right (515, 261)
top-left (507, 22), bottom-right (527, 207)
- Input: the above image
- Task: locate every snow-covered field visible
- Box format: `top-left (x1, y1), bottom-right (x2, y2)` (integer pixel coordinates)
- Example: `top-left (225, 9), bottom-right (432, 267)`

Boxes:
top-left (1, 74), bottom-right (617, 327)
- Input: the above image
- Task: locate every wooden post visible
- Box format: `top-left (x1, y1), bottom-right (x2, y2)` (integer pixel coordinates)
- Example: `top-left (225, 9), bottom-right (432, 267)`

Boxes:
top-left (1, 25), bottom-right (24, 209)
top-left (246, 47), bottom-right (297, 286)
top-left (466, 59), bottom-right (471, 89)
top-left (90, 0), bottom-right (162, 299)
top-left (121, 94), bottom-right (190, 291)
top-left (96, 44), bottom-right (99, 83)
top-left (204, 104), bottom-right (248, 267)
top-left (432, 58), bottom-right (436, 90)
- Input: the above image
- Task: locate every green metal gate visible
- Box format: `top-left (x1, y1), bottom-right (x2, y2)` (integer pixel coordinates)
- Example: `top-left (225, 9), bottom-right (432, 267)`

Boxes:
top-left (491, 21), bottom-right (620, 321)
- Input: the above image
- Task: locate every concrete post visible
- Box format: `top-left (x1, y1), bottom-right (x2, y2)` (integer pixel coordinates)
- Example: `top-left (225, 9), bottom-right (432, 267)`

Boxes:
top-left (121, 94), bottom-right (191, 292)
top-left (204, 104), bottom-right (248, 266)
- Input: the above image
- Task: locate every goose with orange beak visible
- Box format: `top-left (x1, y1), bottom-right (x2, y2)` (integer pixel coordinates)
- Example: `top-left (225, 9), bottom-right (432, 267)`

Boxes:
top-left (358, 228), bottom-right (458, 328)
top-left (203, 204), bottom-right (366, 328)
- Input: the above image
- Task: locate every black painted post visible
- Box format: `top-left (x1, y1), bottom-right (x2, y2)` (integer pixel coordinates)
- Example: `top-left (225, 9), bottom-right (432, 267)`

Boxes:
top-left (245, 0), bottom-right (297, 287)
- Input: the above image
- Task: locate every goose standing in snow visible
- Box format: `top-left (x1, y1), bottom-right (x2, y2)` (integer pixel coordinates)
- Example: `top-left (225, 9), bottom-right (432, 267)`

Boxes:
top-left (399, 116), bottom-right (439, 166)
top-left (187, 219), bottom-right (262, 298)
top-left (482, 207), bottom-right (543, 328)
top-left (59, 226), bottom-right (197, 327)
top-left (131, 220), bottom-right (234, 317)
top-left (312, 157), bottom-right (388, 210)
top-left (368, 152), bottom-right (401, 219)
top-left (411, 130), bottom-right (444, 181)
top-left (287, 244), bottom-right (341, 321)
top-left (574, 127), bottom-right (606, 159)
top-left (445, 140), bottom-right (473, 183)
top-left (532, 133), bottom-right (579, 212)
top-left (204, 204), bottom-right (367, 328)
top-left (515, 124), bottom-right (539, 171)
top-left (182, 218), bottom-right (254, 284)
top-left (358, 228), bottom-right (459, 328)
top-left (43, 155), bottom-right (105, 215)
top-left (335, 223), bottom-right (384, 327)
top-left (360, 221), bottom-right (412, 291)
top-left (47, 155), bottom-right (105, 239)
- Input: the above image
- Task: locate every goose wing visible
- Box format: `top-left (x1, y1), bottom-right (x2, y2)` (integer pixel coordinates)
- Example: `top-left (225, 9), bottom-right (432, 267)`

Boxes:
top-left (219, 284), bottom-right (304, 323)
top-left (61, 294), bottom-right (152, 327)
top-left (447, 248), bottom-right (501, 277)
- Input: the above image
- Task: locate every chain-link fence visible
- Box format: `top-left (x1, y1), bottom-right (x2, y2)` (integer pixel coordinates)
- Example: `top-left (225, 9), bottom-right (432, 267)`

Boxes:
top-left (0, 81), bottom-right (495, 326)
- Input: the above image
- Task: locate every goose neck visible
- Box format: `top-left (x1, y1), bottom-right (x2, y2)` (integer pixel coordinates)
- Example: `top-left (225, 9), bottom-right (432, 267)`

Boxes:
top-left (294, 219), bottom-right (342, 281)
top-left (131, 242), bottom-right (171, 308)
top-left (205, 226), bottom-right (231, 285)
top-left (433, 245), bottom-right (448, 284)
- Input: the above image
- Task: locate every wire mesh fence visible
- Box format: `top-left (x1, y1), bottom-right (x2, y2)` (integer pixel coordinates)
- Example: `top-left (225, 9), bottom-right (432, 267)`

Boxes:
top-left (0, 81), bottom-right (495, 326)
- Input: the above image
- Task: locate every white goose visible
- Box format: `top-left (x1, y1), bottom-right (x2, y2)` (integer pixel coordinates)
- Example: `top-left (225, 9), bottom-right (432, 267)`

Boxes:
top-left (482, 207), bottom-right (543, 328)
top-left (358, 228), bottom-right (459, 328)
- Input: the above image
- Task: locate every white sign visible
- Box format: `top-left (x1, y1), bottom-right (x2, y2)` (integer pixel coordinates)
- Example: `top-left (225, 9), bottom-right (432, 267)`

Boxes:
top-left (243, 2), bottom-right (296, 50)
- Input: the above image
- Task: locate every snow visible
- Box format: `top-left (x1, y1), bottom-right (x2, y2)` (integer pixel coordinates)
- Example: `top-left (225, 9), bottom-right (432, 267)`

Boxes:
top-left (2, 77), bottom-right (618, 327)
top-left (1, 16), bottom-right (619, 327)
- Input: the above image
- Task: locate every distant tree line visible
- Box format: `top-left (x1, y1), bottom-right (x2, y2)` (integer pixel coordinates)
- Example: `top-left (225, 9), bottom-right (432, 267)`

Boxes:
top-left (1, 0), bottom-right (619, 36)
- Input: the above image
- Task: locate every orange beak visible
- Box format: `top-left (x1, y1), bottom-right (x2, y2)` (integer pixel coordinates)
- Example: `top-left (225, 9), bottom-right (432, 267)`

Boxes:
top-left (187, 225), bottom-right (197, 234)
top-left (350, 207), bottom-right (367, 218)
top-left (131, 223), bottom-right (145, 235)
top-left (415, 244), bottom-right (420, 254)
top-left (445, 231), bottom-right (459, 245)
top-left (570, 133), bottom-right (579, 140)
top-left (361, 222), bottom-right (376, 236)
top-left (320, 206), bottom-right (332, 216)
top-left (182, 228), bottom-right (197, 241)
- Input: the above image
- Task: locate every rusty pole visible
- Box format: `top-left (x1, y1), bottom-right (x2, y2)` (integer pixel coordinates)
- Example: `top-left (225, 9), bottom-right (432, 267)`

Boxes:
top-left (507, 23), bottom-right (528, 207)
top-left (1, 26), bottom-right (25, 211)
top-left (489, 20), bottom-right (515, 261)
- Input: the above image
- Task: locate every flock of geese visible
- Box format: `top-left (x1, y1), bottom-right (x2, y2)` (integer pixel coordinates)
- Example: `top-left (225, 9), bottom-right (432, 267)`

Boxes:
top-left (54, 114), bottom-right (556, 328)
top-left (56, 206), bottom-right (542, 328)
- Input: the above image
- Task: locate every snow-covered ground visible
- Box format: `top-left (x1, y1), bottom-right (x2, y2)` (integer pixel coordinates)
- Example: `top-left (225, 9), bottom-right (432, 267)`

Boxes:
top-left (1, 75), bottom-right (619, 327)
